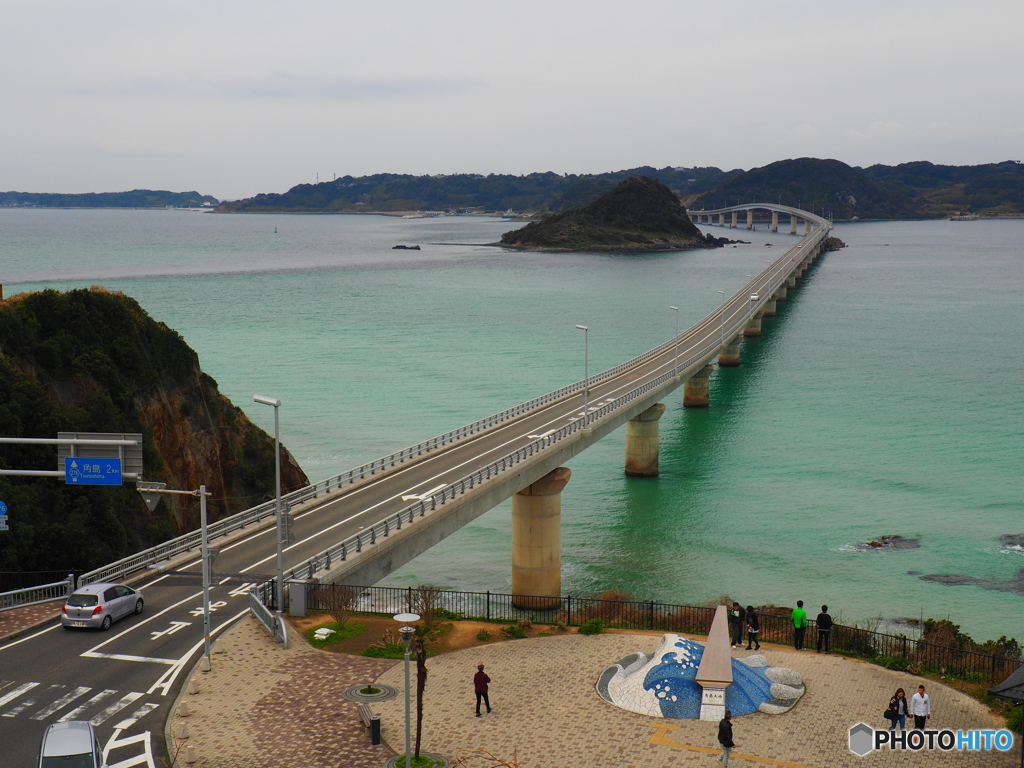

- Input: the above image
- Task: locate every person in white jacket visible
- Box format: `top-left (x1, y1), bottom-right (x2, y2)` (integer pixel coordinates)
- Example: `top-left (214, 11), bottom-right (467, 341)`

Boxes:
top-left (909, 685), bottom-right (931, 730)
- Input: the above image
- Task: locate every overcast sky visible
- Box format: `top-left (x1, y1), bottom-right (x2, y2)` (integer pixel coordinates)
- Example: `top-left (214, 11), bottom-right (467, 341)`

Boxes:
top-left (3, 0), bottom-right (1021, 200)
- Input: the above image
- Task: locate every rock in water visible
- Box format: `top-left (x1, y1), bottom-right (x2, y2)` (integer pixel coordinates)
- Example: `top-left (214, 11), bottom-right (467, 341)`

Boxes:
top-left (499, 176), bottom-right (712, 252)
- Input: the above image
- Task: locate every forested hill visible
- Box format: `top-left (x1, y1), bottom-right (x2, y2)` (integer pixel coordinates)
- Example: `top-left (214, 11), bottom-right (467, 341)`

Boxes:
top-left (214, 166), bottom-right (736, 214)
top-left (0, 189), bottom-right (219, 208)
top-left (0, 287), bottom-right (307, 576)
top-left (218, 159), bottom-right (1024, 220)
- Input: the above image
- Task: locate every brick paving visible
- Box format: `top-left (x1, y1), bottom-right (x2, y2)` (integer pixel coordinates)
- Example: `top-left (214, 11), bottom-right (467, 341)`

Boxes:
top-left (0, 600), bottom-right (62, 642)
top-left (173, 622), bottom-right (1019, 768)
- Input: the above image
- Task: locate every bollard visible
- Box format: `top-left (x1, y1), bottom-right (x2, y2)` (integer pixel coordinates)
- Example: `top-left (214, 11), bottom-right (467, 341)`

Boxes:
top-left (178, 723), bottom-right (189, 740)
top-left (178, 702), bottom-right (190, 717)
top-left (188, 679), bottom-right (200, 695)
top-left (185, 746), bottom-right (198, 764)
top-left (201, 657), bottom-right (211, 673)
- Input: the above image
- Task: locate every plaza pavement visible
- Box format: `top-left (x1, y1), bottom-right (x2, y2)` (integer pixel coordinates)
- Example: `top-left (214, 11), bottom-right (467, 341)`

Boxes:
top-left (170, 617), bottom-right (1018, 768)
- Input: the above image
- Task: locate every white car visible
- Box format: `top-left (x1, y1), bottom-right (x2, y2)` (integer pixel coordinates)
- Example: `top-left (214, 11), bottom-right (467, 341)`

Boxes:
top-left (750, 293), bottom-right (759, 301)
top-left (38, 721), bottom-right (106, 768)
top-left (61, 582), bottom-right (144, 631)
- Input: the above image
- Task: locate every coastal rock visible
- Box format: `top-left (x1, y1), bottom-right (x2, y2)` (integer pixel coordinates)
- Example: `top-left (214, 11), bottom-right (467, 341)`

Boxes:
top-left (856, 535), bottom-right (920, 550)
top-left (919, 574), bottom-right (982, 586)
top-left (499, 176), bottom-right (710, 253)
top-left (1000, 534), bottom-right (1024, 549)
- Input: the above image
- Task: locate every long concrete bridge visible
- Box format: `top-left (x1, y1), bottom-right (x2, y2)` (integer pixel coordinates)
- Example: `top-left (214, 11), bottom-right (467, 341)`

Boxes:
top-left (71, 204), bottom-right (832, 611)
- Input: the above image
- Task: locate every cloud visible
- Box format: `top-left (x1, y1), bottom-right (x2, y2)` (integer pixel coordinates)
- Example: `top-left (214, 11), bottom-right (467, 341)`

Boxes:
top-left (60, 72), bottom-right (484, 102)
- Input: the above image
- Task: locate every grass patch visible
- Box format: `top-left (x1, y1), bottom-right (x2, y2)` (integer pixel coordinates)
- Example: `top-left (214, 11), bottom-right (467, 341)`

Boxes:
top-left (304, 621), bottom-right (367, 649)
top-left (393, 755), bottom-right (446, 768)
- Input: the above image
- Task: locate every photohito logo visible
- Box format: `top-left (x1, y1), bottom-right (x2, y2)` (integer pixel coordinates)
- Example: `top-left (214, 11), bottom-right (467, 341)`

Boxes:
top-left (848, 723), bottom-right (1015, 756)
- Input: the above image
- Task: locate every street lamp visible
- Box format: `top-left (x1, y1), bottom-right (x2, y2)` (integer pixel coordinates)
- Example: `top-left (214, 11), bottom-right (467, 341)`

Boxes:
top-left (669, 306), bottom-right (679, 377)
top-left (575, 325), bottom-right (589, 429)
top-left (253, 395), bottom-right (285, 633)
top-left (394, 612), bottom-right (420, 768)
top-left (137, 482), bottom-right (213, 667)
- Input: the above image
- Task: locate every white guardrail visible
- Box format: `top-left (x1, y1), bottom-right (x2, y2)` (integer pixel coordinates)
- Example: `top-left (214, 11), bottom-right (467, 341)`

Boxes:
top-left (73, 221), bottom-right (828, 593)
top-left (0, 577), bottom-right (75, 613)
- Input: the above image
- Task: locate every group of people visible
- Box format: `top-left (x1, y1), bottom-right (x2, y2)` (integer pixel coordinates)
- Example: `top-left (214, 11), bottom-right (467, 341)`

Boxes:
top-left (887, 685), bottom-right (932, 731)
top-left (727, 600), bottom-right (833, 653)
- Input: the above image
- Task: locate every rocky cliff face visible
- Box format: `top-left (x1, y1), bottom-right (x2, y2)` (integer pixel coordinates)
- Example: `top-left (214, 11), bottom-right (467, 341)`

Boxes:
top-left (500, 176), bottom-right (713, 251)
top-left (0, 287), bottom-right (308, 573)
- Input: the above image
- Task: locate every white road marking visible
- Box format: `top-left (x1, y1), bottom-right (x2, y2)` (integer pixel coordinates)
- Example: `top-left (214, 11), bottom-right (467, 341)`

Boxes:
top-left (147, 608), bottom-right (248, 696)
top-left (527, 430), bottom-right (555, 439)
top-left (227, 583), bottom-right (255, 596)
top-left (0, 623), bottom-right (60, 650)
top-left (188, 600), bottom-right (226, 617)
top-left (104, 727), bottom-right (156, 768)
top-left (401, 484), bottom-right (446, 501)
top-left (31, 686), bottom-right (92, 720)
top-left (90, 691), bottom-right (143, 725)
top-left (113, 702), bottom-right (160, 731)
top-left (2, 682), bottom-right (60, 717)
top-left (59, 689), bottom-right (116, 721)
top-left (81, 653), bottom-right (178, 665)
top-left (82, 588), bottom-right (204, 654)
top-left (149, 621), bottom-right (192, 640)
top-left (0, 682), bottom-right (38, 709)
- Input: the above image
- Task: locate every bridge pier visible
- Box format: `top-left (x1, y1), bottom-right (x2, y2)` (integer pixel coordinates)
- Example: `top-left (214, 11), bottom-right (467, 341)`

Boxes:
top-left (731, 211), bottom-right (737, 228)
top-left (771, 211), bottom-right (778, 232)
top-left (625, 403), bottom-right (665, 476)
top-left (790, 215), bottom-right (797, 234)
top-left (761, 297), bottom-right (777, 317)
top-left (744, 311), bottom-right (764, 337)
top-left (746, 210), bottom-right (754, 230)
top-left (511, 467), bottom-right (571, 609)
top-left (683, 364), bottom-right (715, 407)
top-left (786, 273), bottom-right (797, 288)
top-left (718, 213), bottom-right (725, 226)
top-left (774, 284), bottom-right (787, 302)
top-left (718, 335), bottom-right (742, 367)
top-left (804, 218), bottom-right (811, 235)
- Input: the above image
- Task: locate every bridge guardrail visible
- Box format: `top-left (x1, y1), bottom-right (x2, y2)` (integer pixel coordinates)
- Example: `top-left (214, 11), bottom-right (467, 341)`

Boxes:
top-left (0, 577), bottom-right (74, 613)
top-left (80, 216), bottom-right (830, 589)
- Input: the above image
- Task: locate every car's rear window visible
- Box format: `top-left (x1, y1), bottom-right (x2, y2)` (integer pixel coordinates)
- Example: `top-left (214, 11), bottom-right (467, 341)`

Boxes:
top-left (41, 753), bottom-right (96, 768)
top-left (66, 594), bottom-right (99, 607)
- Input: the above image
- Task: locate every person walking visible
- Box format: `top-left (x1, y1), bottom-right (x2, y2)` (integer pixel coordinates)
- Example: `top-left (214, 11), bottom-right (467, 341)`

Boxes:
top-left (815, 605), bottom-right (833, 653)
top-left (888, 687), bottom-right (908, 732)
top-left (474, 664), bottom-right (491, 717)
top-left (716, 710), bottom-right (736, 765)
top-left (729, 602), bottom-right (745, 648)
top-left (909, 685), bottom-right (931, 730)
top-left (744, 605), bottom-right (761, 650)
top-left (791, 600), bottom-right (808, 650)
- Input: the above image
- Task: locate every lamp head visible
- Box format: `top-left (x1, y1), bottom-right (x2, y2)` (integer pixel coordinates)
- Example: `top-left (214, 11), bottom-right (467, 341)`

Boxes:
top-left (253, 394), bottom-right (281, 407)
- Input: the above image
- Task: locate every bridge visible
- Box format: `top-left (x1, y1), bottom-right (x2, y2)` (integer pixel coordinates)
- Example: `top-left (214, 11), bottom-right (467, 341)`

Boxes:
top-left (59, 203), bottom-right (831, 609)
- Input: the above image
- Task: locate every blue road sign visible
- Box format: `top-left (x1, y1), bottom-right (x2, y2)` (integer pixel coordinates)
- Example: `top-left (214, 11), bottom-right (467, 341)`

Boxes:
top-left (0, 501), bottom-right (7, 514)
top-left (64, 458), bottom-right (123, 486)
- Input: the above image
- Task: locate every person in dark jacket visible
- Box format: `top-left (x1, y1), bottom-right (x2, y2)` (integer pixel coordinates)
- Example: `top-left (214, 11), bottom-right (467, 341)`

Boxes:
top-left (888, 687), bottom-right (908, 732)
top-left (744, 606), bottom-right (761, 650)
top-left (474, 664), bottom-right (491, 717)
top-left (816, 605), bottom-right (833, 653)
top-left (716, 710), bottom-right (736, 765)
top-left (729, 602), bottom-right (744, 648)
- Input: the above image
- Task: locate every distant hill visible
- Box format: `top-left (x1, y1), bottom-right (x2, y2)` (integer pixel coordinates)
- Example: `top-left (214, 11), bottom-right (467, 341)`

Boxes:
top-left (0, 287), bottom-right (307, 575)
top-left (499, 176), bottom-right (711, 251)
top-left (861, 160), bottom-right (1024, 217)
top-left (0, 189), bottom-right (219, 208)
top-left (215, 167), bottom-right (736, 215)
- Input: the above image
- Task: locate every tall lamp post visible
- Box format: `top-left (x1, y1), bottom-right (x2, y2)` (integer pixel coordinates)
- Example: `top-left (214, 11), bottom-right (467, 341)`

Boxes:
top-left (394, 612), bottom-right (420, 768)
top-left (253, 395), bottom-right (285, 633)
top-left (575, 325), bottom-right (589, 429)
top-left (670, 306), bottom-right (679, 377)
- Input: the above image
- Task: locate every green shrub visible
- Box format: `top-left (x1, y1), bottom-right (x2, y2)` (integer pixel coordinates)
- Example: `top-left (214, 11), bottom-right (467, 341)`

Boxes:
top-left (362, 644), bottom-right (407, 659)
top-left (877, 656), bottom-right (910, 671)
top-left (476, 631), bottom-right (491, 642)
top-left (393, 754), bottom-right (446, 768)
top-left (1007, 705), bottom-right (1023, 735)
top-left (579, 618), bottom-right (606, 635)
top-left (434, 607), bottom-right (464, 621)
top-left (501, 624), bottom-right (527, 639)
top-left (304, 621), bottom-right (367, 649)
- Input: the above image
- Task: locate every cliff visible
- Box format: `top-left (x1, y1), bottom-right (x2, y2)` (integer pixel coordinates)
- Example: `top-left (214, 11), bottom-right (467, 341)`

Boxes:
top-left (499, 176), bottom-right (713, 251)
top-left (0, 287), bottom-right (308, 574)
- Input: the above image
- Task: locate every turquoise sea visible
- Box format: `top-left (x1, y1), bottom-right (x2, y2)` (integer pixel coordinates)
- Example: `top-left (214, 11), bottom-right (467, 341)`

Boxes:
top-left (1, 209), bottom-right (1021, 642)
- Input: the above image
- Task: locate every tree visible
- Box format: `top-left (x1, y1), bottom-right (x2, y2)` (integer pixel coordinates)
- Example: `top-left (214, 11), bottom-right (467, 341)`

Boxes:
top-left (320, 584), bottom-right (359, 629)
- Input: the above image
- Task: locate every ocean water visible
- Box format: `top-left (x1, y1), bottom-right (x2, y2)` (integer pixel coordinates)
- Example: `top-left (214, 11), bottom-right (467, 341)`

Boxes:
top-left (2, 208), bottom-right (1021, 642)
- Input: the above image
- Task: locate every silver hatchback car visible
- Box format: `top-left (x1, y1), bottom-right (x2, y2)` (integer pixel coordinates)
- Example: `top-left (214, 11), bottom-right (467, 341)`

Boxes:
top-left (61, 582), bottom-right (144, 631)
top-left (38, 720), bottom-right (106, 768)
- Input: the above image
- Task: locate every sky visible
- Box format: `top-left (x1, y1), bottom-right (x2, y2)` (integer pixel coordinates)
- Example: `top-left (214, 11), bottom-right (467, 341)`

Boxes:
top-left (2, 0), bottom-right (1022, 201)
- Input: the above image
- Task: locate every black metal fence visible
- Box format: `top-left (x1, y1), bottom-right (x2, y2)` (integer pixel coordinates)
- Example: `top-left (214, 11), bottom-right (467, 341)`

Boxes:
top-left (303, 583), bottom-right (1020, 684)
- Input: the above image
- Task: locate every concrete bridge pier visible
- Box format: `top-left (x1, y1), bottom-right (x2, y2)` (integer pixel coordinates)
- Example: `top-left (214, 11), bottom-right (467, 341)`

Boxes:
top-left (731, 211), bottom-right (737, 228)
top-left (746, 210), bottom-right (754, 229)
top-left (774, 284), bottom-right (787, 302)
top-left (762, 297), bottom-right (777, 317)
top-left (625, 403), bottom-right (666, 476)
top-left (744, 311), bottom-right (764, 337)
top-left (786, 273), bottom-right (797, 288)
top-left (718, 335), bottom-right (742, 367)
top-left (512, 467), bottom-right (571, 609)
top-left (804, 218), bottom-right (811, 235)
top-left (771, 211), bottom-right (779, 232)
top-left (718, 213), bottom-right (725, 226)
top-left (790, 215), bottom-right (797, 234)
top-left (683, 364), bottom-right (715, 407)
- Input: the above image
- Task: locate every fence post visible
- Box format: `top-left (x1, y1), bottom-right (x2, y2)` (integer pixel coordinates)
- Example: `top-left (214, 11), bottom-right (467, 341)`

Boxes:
top-left (486, 591), bottom-right (491, 621)
top-left (407, 586), bottom-right (413, 612)
top-left (67, 573), bottom-right (76, 591)
top-left (567, 596), bottom-right (572, 626)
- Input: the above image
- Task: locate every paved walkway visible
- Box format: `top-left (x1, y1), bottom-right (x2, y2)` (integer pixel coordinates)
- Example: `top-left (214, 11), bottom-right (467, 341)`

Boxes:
top-left (0, 600), bottom-right (63, 641)
top-left (172, 620), bottom-right (1018, 767)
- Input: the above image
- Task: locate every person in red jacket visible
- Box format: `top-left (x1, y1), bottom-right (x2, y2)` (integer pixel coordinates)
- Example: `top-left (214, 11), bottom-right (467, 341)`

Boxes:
top-left (474, 664), bottom-right (492, 717)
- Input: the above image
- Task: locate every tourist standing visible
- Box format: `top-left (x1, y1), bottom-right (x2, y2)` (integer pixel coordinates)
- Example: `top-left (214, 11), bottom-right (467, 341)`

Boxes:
top-left (888, 688), bottom-right (908, 732)
top-left (791, 600), bottom-right (808, 650)
top-left (474, 664), bottom-right (492, 717)
top-left (744, 606), bottom-right (761, 650)
top-left (815, 605), bottom-right (833, 653)
top-left (909, 685), bottom-right (931, 730)
top-left (716, 710), bottom-right (736, 765)
top-left (729, 602), bottom-right (745, 647)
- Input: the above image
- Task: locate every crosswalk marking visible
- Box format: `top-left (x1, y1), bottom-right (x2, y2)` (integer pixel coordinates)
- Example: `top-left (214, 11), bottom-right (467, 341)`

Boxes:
top-left (31, 686), bottom-right (93, 720)
top-left (3, 683), bottom-right (62, 717)
top-left (0, 682), bottom-right (39, 709)
top-left (90, 691), bottom-right (144, 726)
top-left (113, 702), bottom-right (160, 731)
top-left (59, 689), bottom-right (117, 722)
